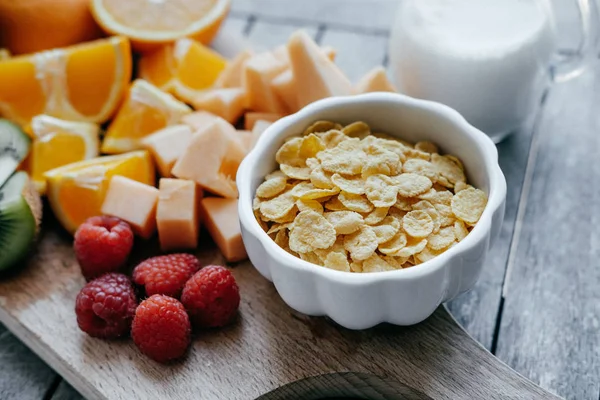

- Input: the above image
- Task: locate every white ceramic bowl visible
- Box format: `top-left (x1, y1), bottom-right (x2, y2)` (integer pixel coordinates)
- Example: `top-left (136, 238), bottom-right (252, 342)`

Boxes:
top-left (237, 93), bottom-right (506, 329)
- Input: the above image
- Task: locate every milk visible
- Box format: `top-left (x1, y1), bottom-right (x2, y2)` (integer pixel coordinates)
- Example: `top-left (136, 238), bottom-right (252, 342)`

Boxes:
top-left (389, 0), bottom-right (557, 141)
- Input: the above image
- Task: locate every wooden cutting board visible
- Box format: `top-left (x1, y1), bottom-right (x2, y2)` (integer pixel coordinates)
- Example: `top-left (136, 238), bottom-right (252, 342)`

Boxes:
top-left (0, 220), bottom-right (560, 400)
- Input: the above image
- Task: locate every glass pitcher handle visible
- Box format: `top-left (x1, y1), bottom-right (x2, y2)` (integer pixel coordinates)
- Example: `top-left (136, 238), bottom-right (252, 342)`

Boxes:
top-left (551, 0), bottom-right (592, 82)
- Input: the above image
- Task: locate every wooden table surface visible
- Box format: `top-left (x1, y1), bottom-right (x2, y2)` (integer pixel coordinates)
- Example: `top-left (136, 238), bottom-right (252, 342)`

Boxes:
top-left (1, 1), bottom-right (599, 399)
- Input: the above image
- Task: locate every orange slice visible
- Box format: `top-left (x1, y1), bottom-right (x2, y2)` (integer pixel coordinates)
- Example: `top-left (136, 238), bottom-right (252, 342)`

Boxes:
top-left (101, 79), bottom-right (192, 154)
top-left (139, 38), bottom-right (227, 103)
top-left (45, 150), bottom-right (155, 234)
top-left (0, 36), bottom-right (131, 127)
top-left (27, 115), bottom-right (100, 195)
top-left (91, 0), bottom-right (231, 52)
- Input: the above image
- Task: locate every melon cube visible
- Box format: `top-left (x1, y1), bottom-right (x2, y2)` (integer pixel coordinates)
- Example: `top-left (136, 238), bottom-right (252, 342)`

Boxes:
top-left (201, 197), bottom-right (247, 262)
top-left (243, 51), bottom-right (288, 113)
top-left (214, 49), bottom-right (253, 88)
top-left (252, 120), bottom-right (272, 140)
top-left (101, 176), bottom-right (159, 239)
top-left (190, 88), bottom-right (247, 125)
top-left (244, 112), bottom-right (283, 130)
top-left (141, 124), bottom-right (193, 177)
top-left (157, 178), bottom-right (202, 251)
top-left (172, 118), bottom-right (246, 198)
top-left (354, 66), bottom-right (397, 94)
top-left (287, 30), bottom-right (352, 108)
top-left (236, 130), bottom-right (255, 154)
top-left (271, 69), bottom-right (298, 113)
top-left (180, 111), bottom-right (219, 132)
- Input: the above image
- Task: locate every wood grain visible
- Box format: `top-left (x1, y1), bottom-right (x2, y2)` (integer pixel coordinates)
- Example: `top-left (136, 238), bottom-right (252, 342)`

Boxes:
top-left (496, 63), bottom-right (600, 400)
top-left (0, 227), bottom-right (560, 400)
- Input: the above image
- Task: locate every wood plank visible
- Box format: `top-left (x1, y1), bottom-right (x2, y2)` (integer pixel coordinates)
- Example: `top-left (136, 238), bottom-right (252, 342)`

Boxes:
top-left (230, 0), bottom-right (397, 32)
top-left (447, 116), bottom-right (537, 350)
top-left (496, 64), bottom-right (600, 399)
top-left (319, 29), bottom-right (388, 83)
top-left (0, 329), bottom-right (57, 400)
top-left (52, 381), bottom-right (83, 400)
top-left (0, 229), bottom-right (558, 400)
top-left (247, 20), bottom-right (318, 51)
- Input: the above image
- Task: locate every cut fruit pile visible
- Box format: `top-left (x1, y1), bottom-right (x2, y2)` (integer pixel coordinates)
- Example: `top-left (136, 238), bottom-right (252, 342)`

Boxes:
top-left (0, 5), bottom-right (399, 276)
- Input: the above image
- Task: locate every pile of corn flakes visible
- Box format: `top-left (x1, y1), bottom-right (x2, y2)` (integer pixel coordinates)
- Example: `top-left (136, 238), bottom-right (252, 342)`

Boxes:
top-left (253, 121), bottom-right (488, 273)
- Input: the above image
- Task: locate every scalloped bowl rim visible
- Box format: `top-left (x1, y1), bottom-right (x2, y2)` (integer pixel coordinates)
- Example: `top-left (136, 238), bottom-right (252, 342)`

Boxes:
top-left (237, 93), bottom-right (506, 286)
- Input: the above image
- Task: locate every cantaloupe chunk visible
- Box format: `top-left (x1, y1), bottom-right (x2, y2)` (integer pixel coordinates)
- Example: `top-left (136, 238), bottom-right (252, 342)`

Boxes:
top-left (237, 130), bottom-right (254, 154)
top-left (141, 124), bottom-right (193, 177)
top-left (172, 118), bottom-right (245, 198)
top-left (354, 66), bottom-right (397, 94)
top-left (214, 50), bottom-right (253, 89)
top-left (270, 69), bottom-right (298, 113)
top-left (271, 45), bottom-right (339, 114)
top-left (180, 111), bottom-right (219, 132)
top-left (201, 197), bottom-right (247, 262)
top-left (244, 112), bottom-right (283, 130)
top-left (243, 51), bottom-right (288, 114)
top-left (101, 176), bottom-right (159, 239)
top-left (287, 30), bottom-right (352, 108)
top-left (156, 178), bottom-right (202, 251)
top-left (190, 88), bottom-right (247, 124)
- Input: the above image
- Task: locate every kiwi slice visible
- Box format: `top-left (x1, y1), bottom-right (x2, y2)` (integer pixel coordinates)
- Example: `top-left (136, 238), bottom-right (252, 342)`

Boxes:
top-left (0, 119), bottom-right (31, 188)
top-left (0, 171), bottom-right (42, 271)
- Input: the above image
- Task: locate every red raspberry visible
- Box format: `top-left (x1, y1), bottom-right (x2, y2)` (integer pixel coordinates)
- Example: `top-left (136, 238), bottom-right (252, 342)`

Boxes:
top-left (181, 265), bottom-right (240, 328)
top-left (131, 295), bottom-right (191, 363)
top-left (74, 216), bottom-right (134, 280)
top-left (133, 253), bottom-right (200, 299)
top-left (75, 273), bottom-right (137, 339)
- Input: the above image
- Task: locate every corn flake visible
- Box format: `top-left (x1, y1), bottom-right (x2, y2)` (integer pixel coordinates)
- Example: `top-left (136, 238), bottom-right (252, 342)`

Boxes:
top-left (362, 254), bottom-right (396, 272)
top-left (324, 196), bottom-right (347, 211)
top-left (338, 191), bottom-right (374, 213)
top-left (427, 226), bottom-right (456, 250)
top-left (415, 141), bottom-right (439, 154)
top-left (296, 199), bottom-right (324, 213)
top-left (256, 175), bottom-right (287, 198)
top-left (394, 237), bottom-right (428, 258)
top-left (432, 154), bottom-right (466, 186)
top-left (371, 216), bottom-right (401, 244)
top-left (378, 231), bottom-right (408, 255)
top-left (344, 225), bottom-right (378, 261)
top-left (454, 220), bottom-right (469, 242)
top-left (365, 174), bottom-right (398, 208)
top-left (395, 173), bottom-right (432, 197)
top-left (402, 210), bottom-right (434, 238)
top-left (299, 134), bottom-right (325, 159)
top-left (323, 252), bottom-right (351, 272)
top-left (331, 173), bottom-right (365, 195)
top-left (403, 159), bottom-right (437, 181)
top-left (260, 192), bottom-right (295, 221)
top-left (280, 164), bottom-right (311, 180)
top-left (342, 121), bottom-right (371, 139)
top-left (325, 211), bottom-right (364, 235)
top-left (289, 210), bottom-right (336, 253)
top-left (364, 207), bottom-right (390, 225)
top-left (304, 120), bottom-right (342, 135)
top-left (451, 187), bottom-right (487, 225)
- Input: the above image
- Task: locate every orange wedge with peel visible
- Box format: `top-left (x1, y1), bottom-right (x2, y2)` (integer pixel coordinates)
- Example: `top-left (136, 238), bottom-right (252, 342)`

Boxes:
top-left (101, 79), bottom-right (192, 154)
top-left (0, 36), bottom-right (131, 127)
top-left (139, 38), bottom-right (227, 103)
top-left (91, 0), bottom-right (231, 52)
top-left (27, 115), bottom-right (100, 195)
top-left (45, 150), bottom-right (155, 234)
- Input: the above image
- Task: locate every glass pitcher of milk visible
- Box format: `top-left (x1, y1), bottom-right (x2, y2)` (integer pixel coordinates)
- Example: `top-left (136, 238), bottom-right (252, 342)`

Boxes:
top-left (388, 0), bottom-right (591, 142)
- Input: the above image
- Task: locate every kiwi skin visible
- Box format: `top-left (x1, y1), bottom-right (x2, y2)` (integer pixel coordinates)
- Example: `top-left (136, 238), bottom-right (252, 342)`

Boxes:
top-left (0, 172), bottom-right (42, 272)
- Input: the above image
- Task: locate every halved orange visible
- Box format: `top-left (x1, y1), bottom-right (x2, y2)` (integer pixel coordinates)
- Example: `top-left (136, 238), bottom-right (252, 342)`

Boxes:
top-left (91, 0), bottom-right (231, 52)
top-left (26, 115), bottom-right (100, 194)
top-left (138, 38), bottom-right (227, 103)
top-left (45, 150), bottom-right (155, 234)
top-left (0, 36), bottom-right (131, 127)
top-left (101, 79), bottom-right (192, 154)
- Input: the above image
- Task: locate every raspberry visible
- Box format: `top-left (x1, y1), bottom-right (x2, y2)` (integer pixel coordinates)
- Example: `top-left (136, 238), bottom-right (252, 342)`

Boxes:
top-left (181, 265), bottom-right (240, 328)
top-left (131, 295), bottom-right (191, 363)
top-left (75, 273), bottom-right (137, 339)
top-left (74, 216), bottom-right (134, 280)
top-left (133, 253), bottom-right (200, 298)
